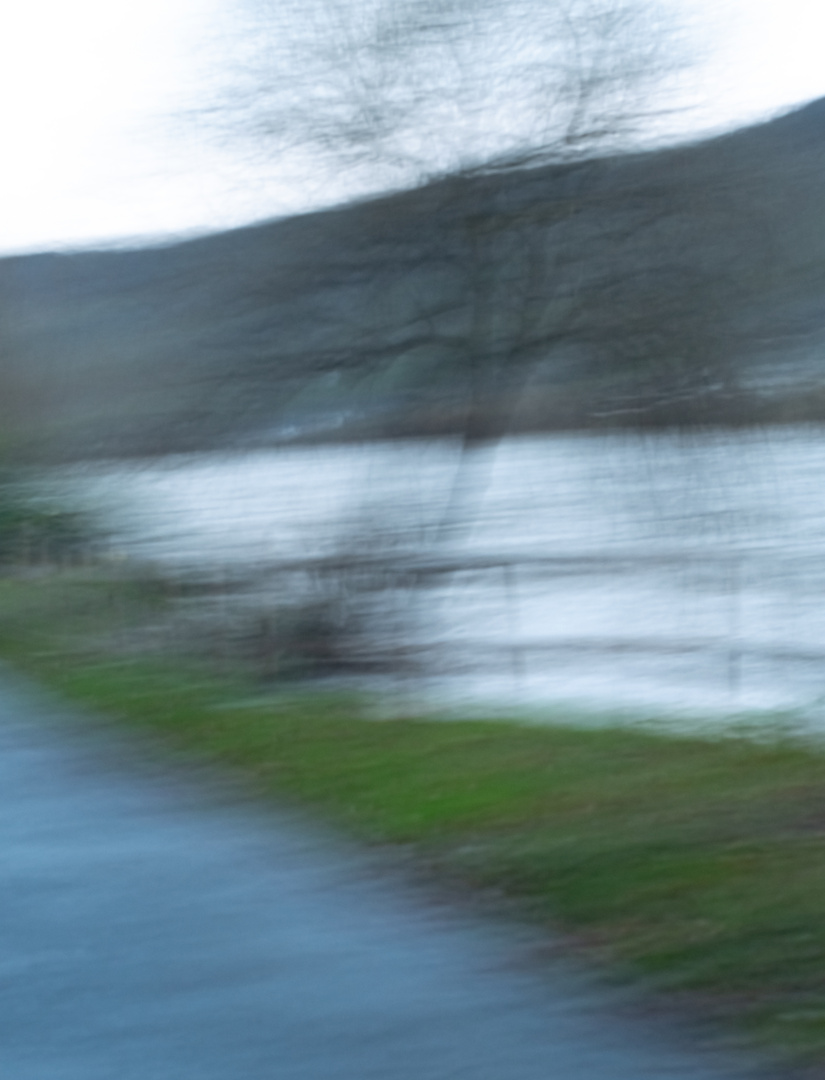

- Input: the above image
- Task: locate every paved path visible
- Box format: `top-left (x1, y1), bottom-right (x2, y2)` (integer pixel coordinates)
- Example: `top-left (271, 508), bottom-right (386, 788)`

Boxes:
top-left (0, 675), bottom-right (768, 1079)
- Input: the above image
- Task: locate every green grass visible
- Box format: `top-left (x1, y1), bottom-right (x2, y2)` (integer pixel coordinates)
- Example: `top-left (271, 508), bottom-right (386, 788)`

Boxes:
top-left (4, 572), bottom-right (825, 1060)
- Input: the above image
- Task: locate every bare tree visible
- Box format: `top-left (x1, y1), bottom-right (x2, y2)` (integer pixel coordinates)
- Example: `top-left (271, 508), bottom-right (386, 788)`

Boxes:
top-left (225, 0), bottom-right (684, 184)
top-left (214, 0), bottom-right (701, 439)
top-left (179, 1), bottom-right (782, 684)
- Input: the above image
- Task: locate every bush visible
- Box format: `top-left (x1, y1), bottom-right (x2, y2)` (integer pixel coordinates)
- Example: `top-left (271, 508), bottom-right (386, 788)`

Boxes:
top-left (0, 480), bottom-right (99, 567)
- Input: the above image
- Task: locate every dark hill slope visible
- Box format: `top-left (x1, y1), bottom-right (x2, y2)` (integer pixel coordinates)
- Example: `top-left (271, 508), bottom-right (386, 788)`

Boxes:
top-left (1, 98), bottom-right (824, 459)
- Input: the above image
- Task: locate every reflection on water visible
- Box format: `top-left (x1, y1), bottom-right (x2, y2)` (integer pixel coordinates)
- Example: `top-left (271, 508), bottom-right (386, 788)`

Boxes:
top-left (56, 428), bottom-right (825, 723)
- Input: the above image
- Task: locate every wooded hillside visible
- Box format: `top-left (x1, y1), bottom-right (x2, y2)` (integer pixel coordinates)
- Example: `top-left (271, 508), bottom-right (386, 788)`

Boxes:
top-left (2, 97), bottom-right (824, 459)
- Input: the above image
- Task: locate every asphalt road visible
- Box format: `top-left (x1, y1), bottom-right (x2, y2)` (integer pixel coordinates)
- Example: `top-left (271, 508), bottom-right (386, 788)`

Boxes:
top-left (0, 675), bottom-right (768, 1079)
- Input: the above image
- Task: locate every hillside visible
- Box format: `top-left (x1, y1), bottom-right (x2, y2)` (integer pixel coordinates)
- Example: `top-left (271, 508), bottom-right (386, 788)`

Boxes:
top-left (1, 97), bottom-right (824, 459)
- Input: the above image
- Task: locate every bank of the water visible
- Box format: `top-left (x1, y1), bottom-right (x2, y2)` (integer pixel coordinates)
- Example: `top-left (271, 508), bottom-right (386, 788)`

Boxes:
top-left (4, 573), bottom-right (825, 1066)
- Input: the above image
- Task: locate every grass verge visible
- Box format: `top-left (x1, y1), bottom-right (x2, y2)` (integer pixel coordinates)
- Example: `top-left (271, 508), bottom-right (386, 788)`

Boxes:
top-left (2, 572), bottom-right (825, 1062)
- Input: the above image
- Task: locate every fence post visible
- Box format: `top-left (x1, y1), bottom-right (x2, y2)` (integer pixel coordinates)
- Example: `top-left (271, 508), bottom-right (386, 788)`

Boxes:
top-left (727, 555), bottom-right (741, 702)
top-left (503, 562), bottom-right (524, 694)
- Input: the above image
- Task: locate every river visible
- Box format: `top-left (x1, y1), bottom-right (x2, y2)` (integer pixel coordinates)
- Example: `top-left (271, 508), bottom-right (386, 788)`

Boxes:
top-left (55, 427), bottom-right (825, 727)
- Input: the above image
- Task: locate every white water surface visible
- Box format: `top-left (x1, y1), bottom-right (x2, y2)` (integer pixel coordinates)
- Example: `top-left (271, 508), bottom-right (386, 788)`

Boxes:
top-left (54, 428), bottom-right (825, 726)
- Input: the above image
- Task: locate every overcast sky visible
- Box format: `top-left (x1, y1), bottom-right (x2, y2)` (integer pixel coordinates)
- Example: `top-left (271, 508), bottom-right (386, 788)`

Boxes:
top-left (0, 0), bottom-right (823, 255)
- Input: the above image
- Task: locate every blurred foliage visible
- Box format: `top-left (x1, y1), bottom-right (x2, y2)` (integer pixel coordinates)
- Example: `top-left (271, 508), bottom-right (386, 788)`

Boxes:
top-left (0, 477), bottom-right (99, 566)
